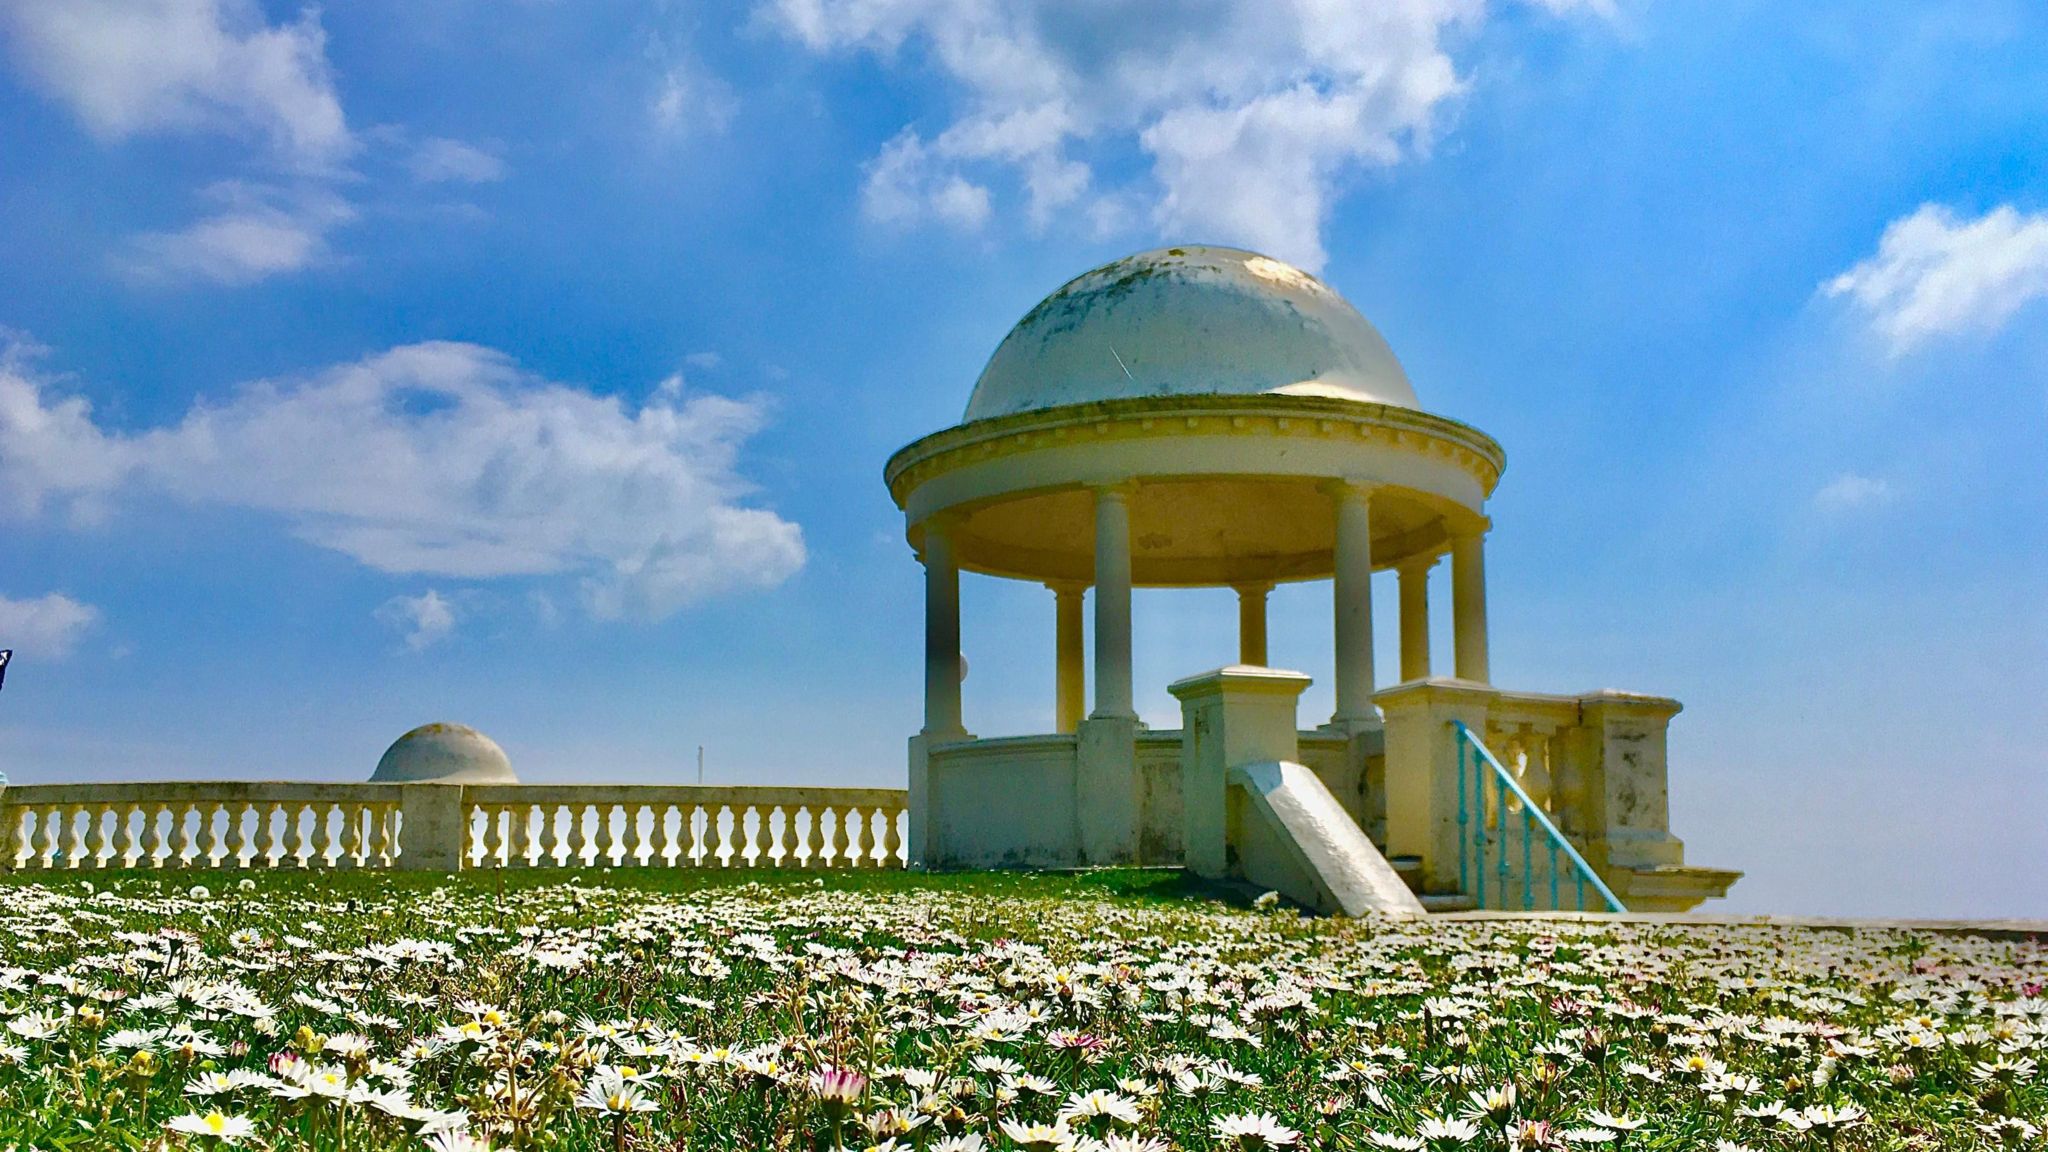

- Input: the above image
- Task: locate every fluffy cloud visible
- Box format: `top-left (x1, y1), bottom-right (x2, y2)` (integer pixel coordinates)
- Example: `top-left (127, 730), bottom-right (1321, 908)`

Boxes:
top-left (0, 340), bottom-right (806, 619)
top-left (375, 590), bottom-right (456, 650)
top-left (120, 182), bottom-right (353, 285)
top-left (0, 592), bottom-right (99, 657)
top-left (1813, 472), bottom-right (1894, 514)
top-left (764, 0), bottom-right (1595, 269)
top-left (1825, 203), bottom-right (2048, 356)
top-left (0, 0), bottom-right (349, 169)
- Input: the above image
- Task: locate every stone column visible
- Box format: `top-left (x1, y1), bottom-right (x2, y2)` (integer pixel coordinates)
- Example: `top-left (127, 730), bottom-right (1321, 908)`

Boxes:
top-left (1234, 581), bottom-right (1272, 667)
top-left (1328, 482), bottom-right (1378, 727)
top-left (1452, 529), bottom-right (1490, 684)
top-left (921, 519), bottom-right (966, 738)
top-left (1091, 484), bottom-right (1136, 720)
top-left (1397, 557), bottom-right (1436, 682)
top-left (1051, 582), bottom-right (1087, 734)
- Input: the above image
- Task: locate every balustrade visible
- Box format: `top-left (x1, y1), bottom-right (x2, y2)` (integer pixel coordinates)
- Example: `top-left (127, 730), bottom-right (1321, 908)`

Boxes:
top-left (459, 786), bottom-right (906, 870)
top-left (0, 782), bottom-right (908, 872)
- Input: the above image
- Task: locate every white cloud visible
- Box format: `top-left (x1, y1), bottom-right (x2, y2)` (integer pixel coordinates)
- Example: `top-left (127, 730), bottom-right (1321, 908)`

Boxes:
top-left (862, 130), bottom-right (991, 231)
top-left (0, 338), bottom-right (806, 619)
top-left (1825, 203), bottom-right (2048, 356)
top-left (1813, 472), bottom-right (1894, 513)
top-left (651, 57), bottom-right (736, 136)
top-left (0, 0), bottom-right (350, 168)
top-left (764, 0), bottom-right (1590, 269)
top-left (120, 182), bottom-right (353, 285)
top-left (407, 137), bottom-right (506, 184)
top-left (0, 591), bottom-right (99, 657)
top-left (375, 589), bottom-right (456, 650)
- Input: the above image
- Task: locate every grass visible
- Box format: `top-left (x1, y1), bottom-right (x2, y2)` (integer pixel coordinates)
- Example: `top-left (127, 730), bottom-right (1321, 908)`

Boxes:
top-left (0, 867), bottom-right (2040, 1151)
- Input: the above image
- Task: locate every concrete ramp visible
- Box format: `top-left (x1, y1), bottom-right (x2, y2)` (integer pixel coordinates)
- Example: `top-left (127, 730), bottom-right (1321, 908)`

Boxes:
top-left (1230, 761), bottom-right (1425, 917)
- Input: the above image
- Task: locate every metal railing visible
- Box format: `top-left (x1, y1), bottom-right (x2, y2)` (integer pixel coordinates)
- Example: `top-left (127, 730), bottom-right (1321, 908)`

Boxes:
top-left (1454, 721), bottom-right (1624, 913)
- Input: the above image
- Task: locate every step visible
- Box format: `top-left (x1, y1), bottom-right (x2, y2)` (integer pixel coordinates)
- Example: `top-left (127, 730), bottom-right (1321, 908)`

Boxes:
top-left (1422, 893), bottom-right (1478, 913)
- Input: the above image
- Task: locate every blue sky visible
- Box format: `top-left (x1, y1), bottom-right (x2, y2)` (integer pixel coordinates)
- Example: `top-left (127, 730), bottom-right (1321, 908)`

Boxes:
top-left (1, 0), bottom-right (2044, 918)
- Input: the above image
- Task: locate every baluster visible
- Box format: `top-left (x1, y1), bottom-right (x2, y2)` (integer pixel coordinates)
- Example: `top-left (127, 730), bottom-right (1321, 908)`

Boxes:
top-left (370, 804), bottom-right (395, 868)
top-left (318, 804), bottom-right (343, 869)
top-left (578, 803), bottom-right (603, 866)
top-left (254, 803), bottom-right (280, 867)
top-left (679, 804), bottom-right (701, 867)
top-left (161, 802), bottom-right (190, 868)
top-left (649, 803), bottom-right (673, 867)
top-left (616, 803), bottom-right (640, 867)
top-left (809, 805), bottom-right (832, 869)
top-left (141, 802), bottom-right (168, 868)
top-left (564, 805), bottom-right (590, 867)
top-left (537, 805), bottom-right (562, 867)
top-left (734, 806), bottom-right (755, 867)
top-left (80, 804), bottom-right (109, 869)
top-left (882, 806), bottom-right (903, 868)
top-left (341, 804), bottom-right (366, 869)
top-left (221, 799), bottom-right (246, 860)
top-left (207, 803), bottom-right (234, 867)
top-left (306, 805), bottom-right (331, 869)
top-left (476, 805), bottom-right (501, 868)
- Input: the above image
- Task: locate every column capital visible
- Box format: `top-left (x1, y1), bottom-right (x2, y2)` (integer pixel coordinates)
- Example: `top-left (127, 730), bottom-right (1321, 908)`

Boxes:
top-left (1394, 553), bottom-right (1442, 577)
top-left (1230, 579), bottom-right (1275, 597)
top-left (1090, 479), bottom-right (1141, 502)
top-left (1045, 579), bottom-right (1090, 595)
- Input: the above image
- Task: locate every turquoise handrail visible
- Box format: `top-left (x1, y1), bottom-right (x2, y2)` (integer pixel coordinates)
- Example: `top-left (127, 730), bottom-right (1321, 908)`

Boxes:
top-left (1452, 721), bottom-right (1625, 914)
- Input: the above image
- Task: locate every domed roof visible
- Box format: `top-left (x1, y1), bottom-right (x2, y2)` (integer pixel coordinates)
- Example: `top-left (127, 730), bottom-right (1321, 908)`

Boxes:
top-left (963, 245), bottom-right (1418, 423)
top-left (370, 722), bottom-right (516, 784)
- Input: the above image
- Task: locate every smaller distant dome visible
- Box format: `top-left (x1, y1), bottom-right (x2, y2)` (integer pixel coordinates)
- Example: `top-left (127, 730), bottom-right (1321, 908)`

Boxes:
top-left (371, 723), bottom-right (516, 784)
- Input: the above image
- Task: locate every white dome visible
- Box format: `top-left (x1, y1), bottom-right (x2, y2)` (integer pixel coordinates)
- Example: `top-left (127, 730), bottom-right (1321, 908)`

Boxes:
top-left (963, 245), bottom-right (1418, 423)
top-left (370, 723), bottom-right (516, 784)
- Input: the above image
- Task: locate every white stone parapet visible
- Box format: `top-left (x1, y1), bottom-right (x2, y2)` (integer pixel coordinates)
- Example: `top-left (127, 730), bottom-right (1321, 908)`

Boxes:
top-left (0, 782), bottom-right (907, 872)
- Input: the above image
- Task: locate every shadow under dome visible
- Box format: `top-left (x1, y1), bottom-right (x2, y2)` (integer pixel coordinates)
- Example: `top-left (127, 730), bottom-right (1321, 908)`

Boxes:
top-left (947, 477), bottom-right (1459, 588)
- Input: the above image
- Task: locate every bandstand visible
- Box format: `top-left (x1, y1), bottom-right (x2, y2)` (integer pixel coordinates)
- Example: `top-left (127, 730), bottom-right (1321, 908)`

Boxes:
top-left (886, 246), bottom-right (1737, 914)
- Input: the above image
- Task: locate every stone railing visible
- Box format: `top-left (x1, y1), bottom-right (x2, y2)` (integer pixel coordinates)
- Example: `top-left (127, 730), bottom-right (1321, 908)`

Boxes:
top-left (461, 785), bottom-right (906, 869)
top-left (1376, 678), bottom-right (1740, 912)
top-left (0, 782), bottom-right (908, 872)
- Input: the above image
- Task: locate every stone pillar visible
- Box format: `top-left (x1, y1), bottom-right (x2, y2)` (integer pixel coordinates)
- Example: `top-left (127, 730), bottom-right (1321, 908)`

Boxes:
top-left (1397, 557), bottom-right (1436, 682)
top-left (1051, 582), bottom-right (1087, 734)
top-left (922, 519), bottom-right (967, 738)
top-left (1328, 482), bottom-right (1378, 728)
top-left (1091, 484), bottom-right (1136, 720)
top-left (396, 784), bottom-right (466, 871)
top-left (1451, 529), bottom-right (1490, 685)
top-left (1574, 692), bottom-right (1686, 872)
top-left (1234, 581), bottom-right (1272, 666)
top-left (1169, 667), bottom-right (1311, 878)
top-left (1375, 679), bottom-right (1496, 893)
